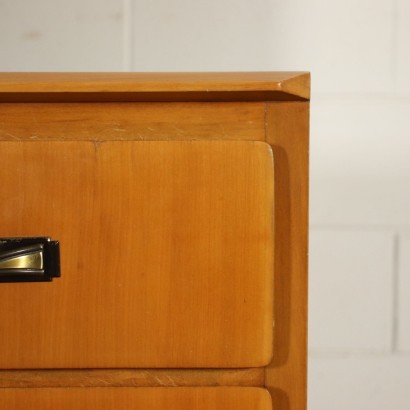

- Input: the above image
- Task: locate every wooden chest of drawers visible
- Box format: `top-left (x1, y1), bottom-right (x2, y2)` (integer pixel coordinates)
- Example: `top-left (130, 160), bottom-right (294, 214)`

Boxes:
top-left (0, 72), bottom-right (309, 410)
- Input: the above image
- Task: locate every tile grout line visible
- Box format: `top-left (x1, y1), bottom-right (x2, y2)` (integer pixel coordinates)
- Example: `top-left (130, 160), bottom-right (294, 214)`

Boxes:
top-left (391, 0), bottom-right (399, 91)
top-left (310, 224), bottom-right (410, 232)
top-left (308, 350), bottom-right (410, 358)
top-left (311, 93), bottom-right (410, 101)
top-left (122, 0), bottom-right (134, 71)
top-left (391, 232), bottom-right (400, 352)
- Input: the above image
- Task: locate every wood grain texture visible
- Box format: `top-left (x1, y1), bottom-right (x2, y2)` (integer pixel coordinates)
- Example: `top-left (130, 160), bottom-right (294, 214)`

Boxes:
top-left (0, 368), bottom-right (264, 388)
top-left (0, 73), bottom-right (310, 410)
top-left (0, 72), bottom-right (310, 102)
top-left (0, 140), bottom-right (274, 369)
top-left (0, 387), bottom-right (272, 410)
top-left (264, 102), bottom-right (309, 410)
top-left (0, 102), bottom-right (265, 141)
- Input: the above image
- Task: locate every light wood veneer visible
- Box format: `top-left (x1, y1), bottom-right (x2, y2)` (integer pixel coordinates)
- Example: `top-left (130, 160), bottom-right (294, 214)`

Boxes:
top-left (0, 72), bottom-right (309, 410)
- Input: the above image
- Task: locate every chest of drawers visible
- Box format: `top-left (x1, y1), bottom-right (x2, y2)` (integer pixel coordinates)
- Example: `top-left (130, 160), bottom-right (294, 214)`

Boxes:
top-left (0, 72), bottom-right (309, 410)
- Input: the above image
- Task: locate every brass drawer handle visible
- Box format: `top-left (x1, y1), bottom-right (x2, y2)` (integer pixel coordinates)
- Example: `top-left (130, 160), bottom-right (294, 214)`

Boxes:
top-left (0, 237), bottom-right (60, 282)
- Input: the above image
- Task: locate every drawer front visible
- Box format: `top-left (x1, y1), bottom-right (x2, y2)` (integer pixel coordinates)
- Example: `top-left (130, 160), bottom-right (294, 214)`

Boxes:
top-left (0, 387), bottom-right (272, 410)
top-left (0, 140), bottom-right (274, 368)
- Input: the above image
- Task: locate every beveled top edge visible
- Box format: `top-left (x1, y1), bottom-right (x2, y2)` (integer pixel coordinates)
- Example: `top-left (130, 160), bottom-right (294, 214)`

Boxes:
top-left (0, 72), bottom-right (310, 101)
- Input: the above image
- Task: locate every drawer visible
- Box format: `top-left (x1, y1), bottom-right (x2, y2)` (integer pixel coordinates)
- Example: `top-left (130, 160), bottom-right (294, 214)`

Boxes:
top-left (0, 387), bottom-right (272, 410)
top-left (0, 140), bottom-right (274, 369)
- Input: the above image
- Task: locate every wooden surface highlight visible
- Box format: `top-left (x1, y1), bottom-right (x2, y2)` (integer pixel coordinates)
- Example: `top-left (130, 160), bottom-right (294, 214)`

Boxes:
top-left (0, 102), bottom-right (265, 141)
top-left (0, 368), bottom-right (264, 388)
top-left (0, 140), bottom-right (274, 369)
top-left (0, 72), bottom-right (310, 102)
top-left (0, 387), bottom-right (272, 410)
top-left (264, 102), bottom-right (309, 410)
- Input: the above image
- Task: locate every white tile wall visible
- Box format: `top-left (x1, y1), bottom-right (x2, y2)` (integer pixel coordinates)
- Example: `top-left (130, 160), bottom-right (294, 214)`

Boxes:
top-left (309, 356), bottom-right (410, 410)
top-left (266, 0), bottom-right (395, 94)
top-left (309, 229), bottom-right (394, 352)
top-left (0, 0), bottom-right (124, 71)
top-left (131, 0), bottom-right (275, 71)
top-left (398, 234), bottom-right (410, 351)
top-left (311, 97), bottom-right (410, 180)
top-left (397, 0), bottom-right (410, 93)
top-left (309, 95), bottom-right (410, 227)
top-left (310, 177), bottom-right (410, 227)
top-left (2, 0), bottom-right (410, 408)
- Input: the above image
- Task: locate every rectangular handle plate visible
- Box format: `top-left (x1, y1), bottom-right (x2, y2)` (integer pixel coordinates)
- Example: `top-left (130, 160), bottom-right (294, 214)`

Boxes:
top-left (0, 237), bottom-right (60, 282)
